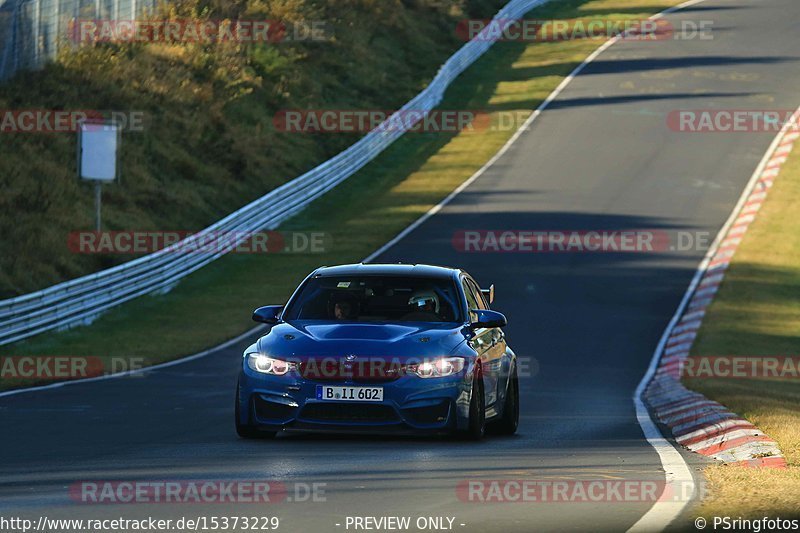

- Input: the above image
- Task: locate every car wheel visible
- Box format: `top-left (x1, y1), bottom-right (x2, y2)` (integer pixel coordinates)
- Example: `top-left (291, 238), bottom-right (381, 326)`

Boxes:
top-left (235, 381), bottom-right (277, 439)
top-left (460, 369), bottom-right (485, 440)
top-left (490, 363), bottom-right (518, 436)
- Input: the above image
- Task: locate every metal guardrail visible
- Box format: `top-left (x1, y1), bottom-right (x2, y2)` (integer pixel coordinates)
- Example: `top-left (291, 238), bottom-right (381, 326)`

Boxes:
top-left (0, 0), bottom-right (553, 345)
top-left (0, 0), bottom-right (157, 81)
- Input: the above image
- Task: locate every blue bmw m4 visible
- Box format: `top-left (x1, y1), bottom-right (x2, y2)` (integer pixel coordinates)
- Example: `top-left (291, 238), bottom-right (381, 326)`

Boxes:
top-left (235, 263), bottom-right (518, 440)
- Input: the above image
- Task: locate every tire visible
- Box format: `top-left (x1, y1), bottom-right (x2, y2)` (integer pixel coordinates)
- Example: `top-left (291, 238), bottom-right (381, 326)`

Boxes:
top-left (235, 381), bottom-right (277, 439)
top-left (460, 369), bottom-right (486, 440)
top-left (490, 363), bottom-right (519, 436)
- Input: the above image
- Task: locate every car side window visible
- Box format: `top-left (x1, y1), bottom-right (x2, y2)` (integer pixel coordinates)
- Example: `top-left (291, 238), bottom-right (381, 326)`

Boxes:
top-left (467, 279), bottom-right (488, 310)
top-left (462, 279), bottom-right (479, 314)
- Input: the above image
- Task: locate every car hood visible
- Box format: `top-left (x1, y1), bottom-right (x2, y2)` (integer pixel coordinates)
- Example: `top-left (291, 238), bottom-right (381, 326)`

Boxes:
top-left (255, 321), bottom-right (467, 358)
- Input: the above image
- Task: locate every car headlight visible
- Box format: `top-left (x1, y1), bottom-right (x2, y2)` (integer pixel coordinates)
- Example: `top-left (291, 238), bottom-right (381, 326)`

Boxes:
top-left (407, 357), bottom-right (465, 378)
top-left (246, 354), bottom-right (294, 376)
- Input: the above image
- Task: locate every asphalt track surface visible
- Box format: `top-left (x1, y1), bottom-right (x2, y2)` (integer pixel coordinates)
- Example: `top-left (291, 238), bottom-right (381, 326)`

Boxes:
top-left (2, 1), bottom-right (800, 531)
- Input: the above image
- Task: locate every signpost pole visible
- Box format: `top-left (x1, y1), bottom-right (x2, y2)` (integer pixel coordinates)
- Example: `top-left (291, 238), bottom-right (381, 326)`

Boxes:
top-left (94, 181), bottom-right (102, 231)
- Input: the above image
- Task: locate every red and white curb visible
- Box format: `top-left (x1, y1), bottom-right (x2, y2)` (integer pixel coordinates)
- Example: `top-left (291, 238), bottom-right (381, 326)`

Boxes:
top-left (643, 127), bottom-right (800, 469)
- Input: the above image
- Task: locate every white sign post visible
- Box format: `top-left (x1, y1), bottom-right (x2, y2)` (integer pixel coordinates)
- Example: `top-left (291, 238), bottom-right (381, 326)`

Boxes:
top-left (78, 120), bottom-right (120, 231)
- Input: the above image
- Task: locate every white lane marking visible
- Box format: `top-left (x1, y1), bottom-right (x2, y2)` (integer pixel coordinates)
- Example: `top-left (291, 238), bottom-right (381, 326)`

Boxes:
top-left (365, 0), bottom-right (713, 530)
top-left (0, 325), bottom-right (266, 399)
top-left (363, 0), bottom-right (706, 264)
top-left (0, 0), bottom-right (781, 528)
top-left (362, 14), bottom-right (621, 263)
top-left (631, 302), bottom-right (701, 531)
top-left (631, 63), bottom-right (800, 533)
top-left (631, 113), bottom-right (800, 529)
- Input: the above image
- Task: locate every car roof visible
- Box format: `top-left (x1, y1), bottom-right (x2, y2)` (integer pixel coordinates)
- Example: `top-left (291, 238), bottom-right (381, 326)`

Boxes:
top-left (312, 263), bottom-right (460, 280)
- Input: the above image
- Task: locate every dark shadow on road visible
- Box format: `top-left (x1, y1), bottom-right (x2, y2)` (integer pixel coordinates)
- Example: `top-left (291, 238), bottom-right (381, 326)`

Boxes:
top-left (546, 92), bottom-right (755, 110)
top-left (581, 56), bottom-right (796, 76)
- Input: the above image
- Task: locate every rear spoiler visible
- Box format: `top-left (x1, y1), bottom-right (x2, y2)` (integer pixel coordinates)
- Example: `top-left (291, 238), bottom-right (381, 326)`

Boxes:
top-left (481, 284), bottom-right (495, 304)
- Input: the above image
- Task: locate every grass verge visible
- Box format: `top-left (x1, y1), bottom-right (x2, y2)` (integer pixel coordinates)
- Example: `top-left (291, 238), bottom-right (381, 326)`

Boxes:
top-left (687, 138), bottom-right (800, 518)
top-left (0, 0), bottom-right (682, 388)
top-left (0, 0), bottom-right (490, 296)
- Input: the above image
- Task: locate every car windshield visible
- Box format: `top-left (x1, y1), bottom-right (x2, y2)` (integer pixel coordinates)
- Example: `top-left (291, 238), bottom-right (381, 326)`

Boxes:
top-left (283, 275), bottom-right (462, 323)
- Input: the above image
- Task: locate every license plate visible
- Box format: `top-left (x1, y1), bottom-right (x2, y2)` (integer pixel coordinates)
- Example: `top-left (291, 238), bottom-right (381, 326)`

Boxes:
top-left (316, 385), bottom-right (384, 402)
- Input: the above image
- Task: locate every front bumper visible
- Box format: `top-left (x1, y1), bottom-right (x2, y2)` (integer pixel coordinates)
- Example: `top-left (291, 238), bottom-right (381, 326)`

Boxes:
top-left (238, 367), bottom-right (473, 434)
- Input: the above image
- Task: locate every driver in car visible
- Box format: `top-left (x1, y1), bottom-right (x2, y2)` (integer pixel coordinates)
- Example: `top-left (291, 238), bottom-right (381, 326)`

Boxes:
top-left (334, 300), bottom-right (357, 320)
top-left (402, 291), bottom-right (441, 322)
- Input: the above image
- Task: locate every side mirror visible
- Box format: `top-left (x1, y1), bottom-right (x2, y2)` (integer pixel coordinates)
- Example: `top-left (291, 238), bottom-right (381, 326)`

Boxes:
top-left (253, 305), bottom-right (283, 324)
top-left (470, 309), bottom-right (507, 329)
top-left (481, 284), bottom-right (495, 304)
